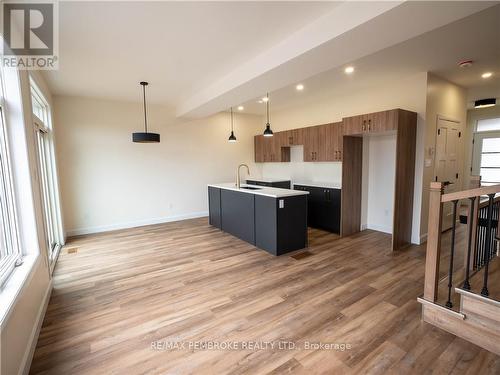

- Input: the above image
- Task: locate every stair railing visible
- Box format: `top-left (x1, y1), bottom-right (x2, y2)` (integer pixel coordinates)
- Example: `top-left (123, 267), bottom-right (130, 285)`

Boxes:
top-left (423, 181), bottom-right (500, 305)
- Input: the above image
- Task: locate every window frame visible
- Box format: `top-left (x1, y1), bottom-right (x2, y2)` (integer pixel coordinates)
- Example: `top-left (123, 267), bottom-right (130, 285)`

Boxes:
top-left (0, 69), bottom-right (22, 288)
top-left (30, 77), bottom-right (64, 272)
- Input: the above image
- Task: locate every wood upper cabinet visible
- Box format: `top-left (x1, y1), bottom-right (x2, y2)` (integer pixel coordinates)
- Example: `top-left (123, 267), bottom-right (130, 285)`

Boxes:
top-left (343, 109), bottom-right (400, 135)
top-left (255, 135), bottom-right (264, 162)
top-left (342, 115), bottom-right (364, 136)
top-left (326, 122), bottom-right (343, 161)
top-left (255, 109), bottom-right (408, 163)
top-left (304, 125), bottom-right (327, 161)
top-left (254, 133), bottom-right (290, 162)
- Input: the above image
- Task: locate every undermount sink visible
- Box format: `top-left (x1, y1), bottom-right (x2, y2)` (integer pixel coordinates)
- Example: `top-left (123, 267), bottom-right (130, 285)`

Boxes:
top-left (240, 186), bottom-right (262, 190)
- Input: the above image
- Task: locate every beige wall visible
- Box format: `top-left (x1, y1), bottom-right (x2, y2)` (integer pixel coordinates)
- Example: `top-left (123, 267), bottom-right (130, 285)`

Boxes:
top-left (420, 74), bottom-right (467, 239)
top-left (53, 96), bottom-right (263, 235)
top-left (257, 73), bottom-right (428, 243)
top-left (1, 69), bottom-right (53, 375)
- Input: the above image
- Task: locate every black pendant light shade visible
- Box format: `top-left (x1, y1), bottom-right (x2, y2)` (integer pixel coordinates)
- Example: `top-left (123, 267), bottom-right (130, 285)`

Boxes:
top-left (132, 132), bottom-right (160, 143)
top-left (228, 107), bottom-right (237, 142)
top-left (133, 81), bottom-right (160, 143)
top-left (474, 98), bottom-right (496, 108)
top-left (263, 92), bottom-right (273, 137)
top-left (263, 123), bottom-right (273, 137)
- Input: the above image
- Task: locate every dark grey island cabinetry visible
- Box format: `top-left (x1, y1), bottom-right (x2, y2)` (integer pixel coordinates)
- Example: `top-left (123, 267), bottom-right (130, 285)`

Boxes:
top-left (208, 183), bottom-right (308, 256)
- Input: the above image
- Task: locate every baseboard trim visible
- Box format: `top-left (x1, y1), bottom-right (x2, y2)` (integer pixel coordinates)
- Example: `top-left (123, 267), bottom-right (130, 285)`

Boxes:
top-left (20, 279), bottom-right (53, 375)
top-left (66, 211), bottom-right (209, 237)
top-left (366, 223), bottom-right (392, 234)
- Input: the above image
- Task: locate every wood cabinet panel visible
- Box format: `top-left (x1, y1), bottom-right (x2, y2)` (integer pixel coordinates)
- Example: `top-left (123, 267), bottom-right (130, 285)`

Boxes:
top-left (343, 115), bottom-right (364, 136)
top-left (326, 122), bottom-right (343, 161)
top-left (364, 110), bottom-right (398, 132)
top-left (254, 135), bottom-right (264, 162)
top-left (344, 110), bottom-right (399, 135)
top-left (304, 125), bottom-right (327, 161)
top-left (255, 133), bottom-right (290, 162)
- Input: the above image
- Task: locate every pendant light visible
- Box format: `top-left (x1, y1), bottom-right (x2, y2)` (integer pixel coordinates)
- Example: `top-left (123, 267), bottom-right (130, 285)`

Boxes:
top-left (228, 107), bottom-right (237, 142)
top-left (263, 92), bottom-right (273, 137)
top-left (132, 81), bottom-right (160, 143)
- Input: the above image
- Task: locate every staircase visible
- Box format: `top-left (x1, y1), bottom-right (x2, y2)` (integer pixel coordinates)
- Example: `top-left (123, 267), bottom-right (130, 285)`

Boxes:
top-left (418, 179), bottom-right (500, 356)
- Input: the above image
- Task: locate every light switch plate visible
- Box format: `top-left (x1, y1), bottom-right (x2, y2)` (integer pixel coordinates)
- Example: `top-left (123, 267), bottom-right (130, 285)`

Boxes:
top-left (279, 199), bottom-right (284, 208)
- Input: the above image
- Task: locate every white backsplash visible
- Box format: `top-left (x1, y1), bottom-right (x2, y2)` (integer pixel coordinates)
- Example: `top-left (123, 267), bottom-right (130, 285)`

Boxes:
top-left (258, 146), bottom-right (342, 184)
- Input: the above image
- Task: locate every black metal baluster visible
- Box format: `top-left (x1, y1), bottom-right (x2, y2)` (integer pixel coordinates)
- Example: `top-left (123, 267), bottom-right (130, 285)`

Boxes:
top-left (463, 197), bottom-right (476, 290)
top-left (481, 194), bottom-right (495, 297)
top-left (446, 200), bottom-right (459, 308)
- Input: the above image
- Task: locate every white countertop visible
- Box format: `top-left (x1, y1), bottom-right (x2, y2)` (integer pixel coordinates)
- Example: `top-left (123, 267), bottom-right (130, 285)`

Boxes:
top-left (293, 181), bottom-right (342, 189)
top-left (245, 178), bottom-right (291, 183)
top-left (208, 183), bottom-right (309, 198)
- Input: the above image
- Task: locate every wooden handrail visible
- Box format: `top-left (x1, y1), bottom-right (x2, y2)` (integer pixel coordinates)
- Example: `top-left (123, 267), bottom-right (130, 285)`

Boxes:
top-left (441, 184), bottom-right (500, 203)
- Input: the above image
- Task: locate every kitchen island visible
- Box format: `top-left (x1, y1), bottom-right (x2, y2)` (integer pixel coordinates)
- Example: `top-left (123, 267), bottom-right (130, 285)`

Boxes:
top-left (208, 183), bottom-right (309, 255)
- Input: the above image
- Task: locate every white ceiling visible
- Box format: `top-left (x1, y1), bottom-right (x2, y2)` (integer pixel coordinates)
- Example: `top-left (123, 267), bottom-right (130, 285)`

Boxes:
top-left (238, 3), bottom-right (500, 114)
top-left (45, 1), bottom-right (337, 105)
top-left (44, 1), bottom-right (499, 117)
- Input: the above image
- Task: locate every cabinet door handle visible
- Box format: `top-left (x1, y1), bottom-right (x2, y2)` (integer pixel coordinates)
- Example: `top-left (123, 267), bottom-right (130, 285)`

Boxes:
top-left (368, 119), bottom-right (371, 131)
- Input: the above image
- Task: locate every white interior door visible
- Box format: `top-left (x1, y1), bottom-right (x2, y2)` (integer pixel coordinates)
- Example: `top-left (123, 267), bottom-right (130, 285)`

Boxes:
top-left (435, 117), bottom-right (461, 231)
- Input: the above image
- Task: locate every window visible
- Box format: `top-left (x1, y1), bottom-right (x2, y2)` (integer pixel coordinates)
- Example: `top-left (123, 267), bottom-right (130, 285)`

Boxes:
top-left (479, 137), bottom-right (500, 185)
top-left (477, 118), bottom-right (500, 132)
top-left (472, 118), bottom-right (500, 186)
top-left (0, 70), bottom-right (22, 287)
top-left (31, 78), bottom-right (63, 270)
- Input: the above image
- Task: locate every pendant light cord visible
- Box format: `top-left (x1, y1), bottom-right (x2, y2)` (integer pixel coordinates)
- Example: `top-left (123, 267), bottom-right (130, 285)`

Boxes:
top-left (230, 107), bottom-right (234, 131)
top-left (142, 84), bottom-right (148, 133)
top-left (266, 92), bottom-right (270, 124)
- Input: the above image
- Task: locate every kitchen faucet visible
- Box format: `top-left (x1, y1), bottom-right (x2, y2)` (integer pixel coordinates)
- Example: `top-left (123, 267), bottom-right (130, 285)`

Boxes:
top-left (236, 164), bottom-right (250, 189)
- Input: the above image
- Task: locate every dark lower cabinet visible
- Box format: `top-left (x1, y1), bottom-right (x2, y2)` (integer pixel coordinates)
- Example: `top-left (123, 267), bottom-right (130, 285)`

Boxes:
top-left (255, 195), bottom-right (308, 255)
top-left (246, 180), bottom-right (291, 189)
top-left (208, 186), bottom-right (221, 229)
top-left (294, 185), bottom-right (341, 234)
top-left (208, 187), bottom-right (308, 255)
top-left (220, 189), bottom-right (255, 244)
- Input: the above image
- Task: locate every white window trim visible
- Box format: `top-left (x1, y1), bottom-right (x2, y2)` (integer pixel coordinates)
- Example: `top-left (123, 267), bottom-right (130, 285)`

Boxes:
top-left (30, 77), bottom-right (65, 272)
top-left (0, 254), bottom-right (37, 325)
top-left (0, 71), bottom-right (23, 288)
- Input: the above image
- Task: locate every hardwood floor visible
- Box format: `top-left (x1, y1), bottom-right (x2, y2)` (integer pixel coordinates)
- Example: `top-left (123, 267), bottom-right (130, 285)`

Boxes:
top-left (30, 218), bottom-right (500, 374)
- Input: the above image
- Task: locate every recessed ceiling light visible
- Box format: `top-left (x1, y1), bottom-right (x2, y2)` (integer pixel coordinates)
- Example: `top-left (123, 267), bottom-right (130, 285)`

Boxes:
top-left (482, 72), bottom-right (493, 79)
top-left (262, 97), bottom-right (269, 102)
top-left (296, 84), bottom-right (304, 91)
top-left (237, 106), bottom-right (244, 111)
top-left (344, 66), bottom-right (355, 74)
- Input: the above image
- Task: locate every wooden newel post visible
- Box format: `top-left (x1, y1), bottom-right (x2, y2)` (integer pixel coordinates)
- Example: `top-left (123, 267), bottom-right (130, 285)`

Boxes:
top-left (424, 182), bottom-right (444, 302)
